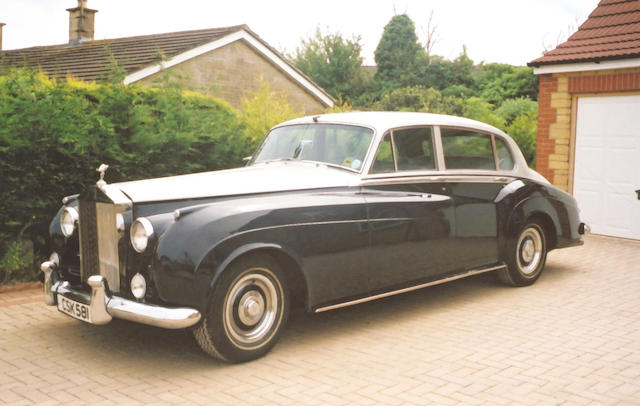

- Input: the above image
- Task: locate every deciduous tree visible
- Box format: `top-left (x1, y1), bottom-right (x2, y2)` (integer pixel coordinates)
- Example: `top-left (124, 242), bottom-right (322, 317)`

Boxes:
top-left (293, 29), bottom-right (365, 101)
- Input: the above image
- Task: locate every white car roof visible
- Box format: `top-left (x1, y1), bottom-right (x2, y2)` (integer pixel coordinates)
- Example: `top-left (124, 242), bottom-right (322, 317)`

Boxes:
top-left (272, 111), bottom-right (549, 184)
top-left (275, 111), bottom-right (507, 137)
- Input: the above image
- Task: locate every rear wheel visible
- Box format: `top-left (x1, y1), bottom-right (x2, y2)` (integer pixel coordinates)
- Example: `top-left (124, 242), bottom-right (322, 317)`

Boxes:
top-left (499, 222), bottom-right (547, 287)
top-left (193, 254), bottom-right (289, 363)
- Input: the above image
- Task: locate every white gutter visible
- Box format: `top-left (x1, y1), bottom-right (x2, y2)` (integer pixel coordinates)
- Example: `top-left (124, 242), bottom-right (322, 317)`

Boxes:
top-left (532, 58), bottom-right (640, 75)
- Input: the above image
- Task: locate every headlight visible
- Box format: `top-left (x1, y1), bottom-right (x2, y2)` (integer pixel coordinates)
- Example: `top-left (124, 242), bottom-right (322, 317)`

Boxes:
top-left (60, 207), bottom-right (79, 237)
top-left (116, 213), bottom-right (125, 237)
top-left (130, 217), bottom-right (154, 253)
top-left (130, 273), bottom-right (147, 299)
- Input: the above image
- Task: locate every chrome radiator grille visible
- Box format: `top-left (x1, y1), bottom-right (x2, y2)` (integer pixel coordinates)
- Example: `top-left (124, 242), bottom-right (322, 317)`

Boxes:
top-left (78, 198), bottom-right (121, 292)
top-left (78, 200), bottom-right (100, 280)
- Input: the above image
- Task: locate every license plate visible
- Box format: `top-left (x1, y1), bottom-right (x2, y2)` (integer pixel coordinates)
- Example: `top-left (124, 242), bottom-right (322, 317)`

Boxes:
top-left (57, 294), bottom-right (92, 323)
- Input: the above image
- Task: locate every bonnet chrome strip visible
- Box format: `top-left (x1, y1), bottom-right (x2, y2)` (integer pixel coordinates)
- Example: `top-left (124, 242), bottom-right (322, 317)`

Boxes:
top-left (314, 264), bottom-right (506, 313)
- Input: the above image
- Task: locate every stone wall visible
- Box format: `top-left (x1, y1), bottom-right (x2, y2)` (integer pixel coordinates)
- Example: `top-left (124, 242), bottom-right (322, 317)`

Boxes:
top-left (137, 40), bottom-right (327, 114)
top-left (536, 67), bottom-right (640, 191)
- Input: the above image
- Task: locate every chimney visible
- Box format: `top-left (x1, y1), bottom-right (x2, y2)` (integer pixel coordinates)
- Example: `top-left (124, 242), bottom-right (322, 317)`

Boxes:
top-left (0, 23), bottom-right (5, 51)
top-left (67, 0), bottom-right (98, 45)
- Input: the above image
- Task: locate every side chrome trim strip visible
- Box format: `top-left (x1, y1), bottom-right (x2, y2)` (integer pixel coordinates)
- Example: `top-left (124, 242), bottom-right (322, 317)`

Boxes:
top-left (362, 174), bottom-right (517, 186)
top-left (314, 264), bottom-right (506, 313)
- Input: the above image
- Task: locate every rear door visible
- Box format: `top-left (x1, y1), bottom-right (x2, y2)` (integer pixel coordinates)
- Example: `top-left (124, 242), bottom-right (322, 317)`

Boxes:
top-left (440, 127), bottom-right (512, 271)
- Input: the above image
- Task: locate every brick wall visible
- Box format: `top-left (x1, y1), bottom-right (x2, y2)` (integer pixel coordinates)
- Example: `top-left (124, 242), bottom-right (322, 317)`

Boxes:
top-left (536, 67), bottom-right (640, 191)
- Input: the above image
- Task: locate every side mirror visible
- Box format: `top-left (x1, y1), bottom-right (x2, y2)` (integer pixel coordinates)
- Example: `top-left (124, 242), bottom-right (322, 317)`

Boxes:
top-left (242, 156), bottom-right (252, 166)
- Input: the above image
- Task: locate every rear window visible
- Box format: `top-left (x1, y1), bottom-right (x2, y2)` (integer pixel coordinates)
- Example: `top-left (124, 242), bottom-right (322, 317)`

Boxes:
top-left (441, 128), bottom-right (496, 170)
top-left (393, 127), bottom-right (436, 171)
top-left (370, 127), bottom-right (435, 174)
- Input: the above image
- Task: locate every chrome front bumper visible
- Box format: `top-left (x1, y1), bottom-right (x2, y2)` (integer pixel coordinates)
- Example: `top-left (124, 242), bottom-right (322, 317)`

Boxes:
top-left (41, 261), bottom-right (201, 329)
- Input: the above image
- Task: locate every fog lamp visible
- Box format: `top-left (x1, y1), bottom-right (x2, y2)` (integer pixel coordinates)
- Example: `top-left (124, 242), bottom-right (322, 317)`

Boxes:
top-left (130, 273), bottom-right (147, 299)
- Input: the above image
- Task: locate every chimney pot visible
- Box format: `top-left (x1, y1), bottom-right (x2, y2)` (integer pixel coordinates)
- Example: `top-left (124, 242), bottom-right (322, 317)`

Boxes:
top-left (0, 23), bottom-right (5, 51)
top-left (67, 0), bottom-right (98, 45)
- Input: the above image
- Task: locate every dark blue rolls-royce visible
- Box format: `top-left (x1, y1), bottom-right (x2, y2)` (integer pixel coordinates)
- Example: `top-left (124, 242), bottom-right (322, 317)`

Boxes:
top-left (41, 112), bottom-right (587, 362)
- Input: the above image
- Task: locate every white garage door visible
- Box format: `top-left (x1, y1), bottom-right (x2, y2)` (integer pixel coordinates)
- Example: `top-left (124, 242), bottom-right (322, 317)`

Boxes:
top-left (574, 94), bottom-right (640, 240)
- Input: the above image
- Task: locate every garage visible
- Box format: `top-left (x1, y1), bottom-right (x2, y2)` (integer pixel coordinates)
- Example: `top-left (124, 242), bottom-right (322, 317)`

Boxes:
top-left (573, 95), bottom-right (640, 240)
top-left (529, 0), bottom-right (640, 240)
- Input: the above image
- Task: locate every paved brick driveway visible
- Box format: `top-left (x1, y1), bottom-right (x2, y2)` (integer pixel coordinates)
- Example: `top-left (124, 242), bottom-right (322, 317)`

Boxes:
top-left (1, 235), bottom-right (639, 405)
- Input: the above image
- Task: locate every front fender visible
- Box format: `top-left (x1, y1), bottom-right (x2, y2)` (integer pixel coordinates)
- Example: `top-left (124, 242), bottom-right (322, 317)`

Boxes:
top-left (150, 188), bottom-right (365, 313)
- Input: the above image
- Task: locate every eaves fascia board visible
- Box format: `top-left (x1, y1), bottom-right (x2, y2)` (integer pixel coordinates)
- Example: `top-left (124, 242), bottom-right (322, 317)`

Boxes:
top-left (532, 57), bottom-right (640, 75)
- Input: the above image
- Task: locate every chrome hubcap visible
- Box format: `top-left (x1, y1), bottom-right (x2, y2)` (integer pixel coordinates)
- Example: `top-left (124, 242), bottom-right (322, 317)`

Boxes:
top-left (238, 290), bottom-right (265, 326)
top-left (522, 239), bottom-right (535, 263)
top-left (223, 268), bottom-right (283, 349)
top-left (517, 227), bottom-right (543, 276)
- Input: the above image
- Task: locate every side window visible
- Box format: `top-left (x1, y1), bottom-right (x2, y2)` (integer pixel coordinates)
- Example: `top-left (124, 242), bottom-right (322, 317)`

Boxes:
top-left (495, 137), bottom-right (515, 170)
top-left (371, 134), bottom-right (395, 173)
top-left (441, 128), bottom-right (496, 170)
top-left (393, 127), bottom-right (436, 171)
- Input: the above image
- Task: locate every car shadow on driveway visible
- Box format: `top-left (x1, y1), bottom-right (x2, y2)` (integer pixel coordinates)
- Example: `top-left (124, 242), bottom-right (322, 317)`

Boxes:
top-left (27, 262), bottom-right (579, 369)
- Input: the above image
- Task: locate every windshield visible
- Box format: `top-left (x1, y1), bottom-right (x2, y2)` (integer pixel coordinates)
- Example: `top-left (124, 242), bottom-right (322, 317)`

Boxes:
top-left (251, 124), bottom-right (374, 171)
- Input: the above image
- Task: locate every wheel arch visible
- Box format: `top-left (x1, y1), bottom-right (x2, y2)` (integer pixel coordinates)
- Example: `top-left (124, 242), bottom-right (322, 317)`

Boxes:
top-left (507, 197), bottom-right (561, 252)
top-left (206, 243), bottom-right (309, 312)
top-left (525, 212), bottom-right (557, 251)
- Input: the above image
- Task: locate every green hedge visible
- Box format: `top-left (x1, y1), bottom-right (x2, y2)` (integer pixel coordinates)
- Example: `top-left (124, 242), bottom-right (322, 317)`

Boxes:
top-left (0, 69), bottom-right (251, 284)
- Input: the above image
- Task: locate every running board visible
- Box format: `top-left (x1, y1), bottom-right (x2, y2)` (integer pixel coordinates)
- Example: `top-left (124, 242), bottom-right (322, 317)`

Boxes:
top-left (314, 264), bottom-right (506, 313)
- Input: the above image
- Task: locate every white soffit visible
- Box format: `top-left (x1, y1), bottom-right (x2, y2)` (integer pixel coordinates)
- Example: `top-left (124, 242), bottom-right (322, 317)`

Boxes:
top-left (533, 58), bottom-right (640, 75)
top-left (123, 29), bottom-right (334, 107)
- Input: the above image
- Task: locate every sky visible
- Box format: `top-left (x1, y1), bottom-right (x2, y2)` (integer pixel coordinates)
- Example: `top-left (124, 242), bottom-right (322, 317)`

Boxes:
top-left (0, 0), bottom-right (599, 66)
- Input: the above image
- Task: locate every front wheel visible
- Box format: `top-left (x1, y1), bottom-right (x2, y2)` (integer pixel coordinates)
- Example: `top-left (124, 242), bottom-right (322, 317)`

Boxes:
top-left (193, 254), bottom-right (289, 363)
top-left (499, 222), bottom-right (547, 287)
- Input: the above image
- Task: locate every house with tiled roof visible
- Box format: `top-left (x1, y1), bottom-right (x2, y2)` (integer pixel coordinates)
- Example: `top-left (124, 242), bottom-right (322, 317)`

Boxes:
top-left (528, 0), bottom-right (640, 240)
top-left (0, 1), bottom-right (333, 113)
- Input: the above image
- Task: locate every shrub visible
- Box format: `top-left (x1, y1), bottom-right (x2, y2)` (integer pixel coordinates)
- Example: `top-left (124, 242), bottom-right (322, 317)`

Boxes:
top-left (0, 69), bottom-right (248, 282)
top-left (505, 112), bottom-right (537, 167)
top-left (238, 81), bottom-right (302, 150)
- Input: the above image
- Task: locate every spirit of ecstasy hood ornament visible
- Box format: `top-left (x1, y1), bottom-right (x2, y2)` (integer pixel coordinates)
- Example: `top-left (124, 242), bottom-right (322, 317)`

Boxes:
top-left (96, 163), bottom-right (109, 188)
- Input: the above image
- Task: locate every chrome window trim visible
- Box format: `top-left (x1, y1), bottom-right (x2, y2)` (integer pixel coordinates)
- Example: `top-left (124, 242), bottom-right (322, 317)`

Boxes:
top-left (440, 126), bottom-right (497, 171)
top-left (433, 126), bottom-right (445, 171)
top-left (361, 173), bottom-right (518, 187)
top-left (389, 130), bottom-right (399, 171)
top-left (493, 135), bottom-right (516, 171)
top-left (368, 131), bottom-right (396, 174)
top-left (366, 125), bottom-right (438, 175)
top-left (364, 124), bottom-right (524, 179)
top-left (438, 126), bottom-right (518, 173)
top-left (491, 134), bottom-right (500, 170)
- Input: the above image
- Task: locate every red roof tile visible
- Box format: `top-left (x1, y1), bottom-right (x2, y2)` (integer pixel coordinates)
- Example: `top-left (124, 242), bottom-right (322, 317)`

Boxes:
top-left (0, 25), bottom-right (245, 81)
top-left (529, 0), bottom-right (640, 66)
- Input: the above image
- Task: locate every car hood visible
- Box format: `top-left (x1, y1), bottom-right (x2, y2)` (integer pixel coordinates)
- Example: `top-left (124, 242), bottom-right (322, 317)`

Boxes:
top-left (113, 162), bottom-right (360, 203)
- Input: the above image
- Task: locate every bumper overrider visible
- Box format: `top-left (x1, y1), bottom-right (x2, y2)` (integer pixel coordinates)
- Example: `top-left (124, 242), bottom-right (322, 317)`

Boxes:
top-left (41, 261), bottom-right (201, 329)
